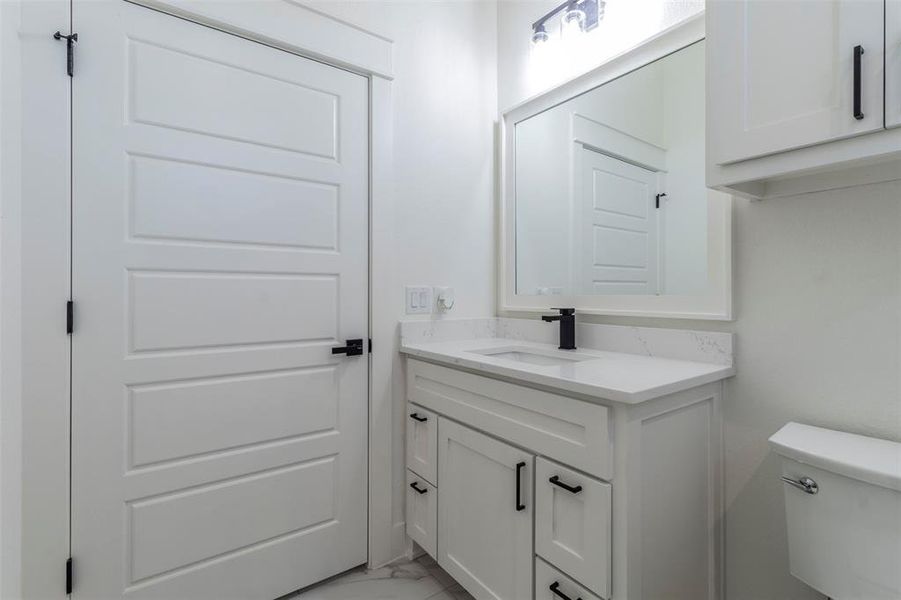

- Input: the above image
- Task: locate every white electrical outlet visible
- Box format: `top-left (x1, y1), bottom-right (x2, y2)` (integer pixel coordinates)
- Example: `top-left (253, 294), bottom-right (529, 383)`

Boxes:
top-left (435, 287), bottom-right (455, 311)
top-left (405, 286), bottom-right (433, 314)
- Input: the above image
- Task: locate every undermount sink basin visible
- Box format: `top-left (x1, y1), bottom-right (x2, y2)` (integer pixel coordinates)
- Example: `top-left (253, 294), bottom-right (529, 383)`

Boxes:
top-left (468, 346), bottom-right (596, 367)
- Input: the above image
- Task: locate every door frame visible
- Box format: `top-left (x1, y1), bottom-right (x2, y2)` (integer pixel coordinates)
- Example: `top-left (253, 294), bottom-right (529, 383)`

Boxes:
top-left (0, 2), bottom-right (399, 597)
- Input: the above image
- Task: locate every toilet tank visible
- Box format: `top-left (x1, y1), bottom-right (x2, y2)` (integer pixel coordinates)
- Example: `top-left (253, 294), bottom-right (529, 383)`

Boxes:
top-left (769, 422), bottom-right (901, 600)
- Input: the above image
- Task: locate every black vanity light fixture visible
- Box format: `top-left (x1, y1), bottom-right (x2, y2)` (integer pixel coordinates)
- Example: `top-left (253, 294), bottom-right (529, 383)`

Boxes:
top-left (531, 0), bottom-right (605, 46)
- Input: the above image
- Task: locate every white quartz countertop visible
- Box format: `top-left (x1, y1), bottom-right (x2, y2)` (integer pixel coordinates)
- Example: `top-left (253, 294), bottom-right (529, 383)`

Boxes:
top-left (400, 337), bottom-right (735, 404)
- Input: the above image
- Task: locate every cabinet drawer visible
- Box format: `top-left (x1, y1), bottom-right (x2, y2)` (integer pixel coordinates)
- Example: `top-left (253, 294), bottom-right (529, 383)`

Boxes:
top-left (407, 359), bottom-right (612, 479)
top-left (406, 469), bottom-right (437, 558)
top-left (406, 403), bottom-right (437, 484)
top-left (536, 557), bottom-right (604, 600)
top-left (535, 458), bottom-right (611, 598)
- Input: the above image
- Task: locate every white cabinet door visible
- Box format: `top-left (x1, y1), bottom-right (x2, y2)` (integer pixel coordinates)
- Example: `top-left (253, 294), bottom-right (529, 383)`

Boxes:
top-left (70, 2), bottom-right (369, 598)
top-left (708, 0), bottom-right (884, 164)
top-left (407, 404), bottom-right (438, 485)
top-left (888, 0), bottom-right (901, 128)
top-left (437, 418), bottom-right (533, 600)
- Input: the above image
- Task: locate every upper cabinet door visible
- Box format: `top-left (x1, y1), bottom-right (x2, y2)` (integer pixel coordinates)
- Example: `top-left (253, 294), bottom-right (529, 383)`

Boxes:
top-left (707, 0), bottom-right (884, 165)
top-left (888, 1), bottom-right (901, 128)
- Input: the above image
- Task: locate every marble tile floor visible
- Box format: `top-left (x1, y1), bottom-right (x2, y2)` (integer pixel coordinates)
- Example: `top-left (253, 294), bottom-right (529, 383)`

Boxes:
top-left (284, 554), bottom-right (475, 600)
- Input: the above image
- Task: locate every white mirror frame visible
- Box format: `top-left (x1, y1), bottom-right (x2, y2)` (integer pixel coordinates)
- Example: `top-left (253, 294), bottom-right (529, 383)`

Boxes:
top-left (499, 13), bottom-right (733, 320)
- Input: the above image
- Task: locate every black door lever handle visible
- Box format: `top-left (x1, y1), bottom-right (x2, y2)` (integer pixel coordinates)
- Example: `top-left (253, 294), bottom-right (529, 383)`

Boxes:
top-left (332, 339), bottom-right (364, 356)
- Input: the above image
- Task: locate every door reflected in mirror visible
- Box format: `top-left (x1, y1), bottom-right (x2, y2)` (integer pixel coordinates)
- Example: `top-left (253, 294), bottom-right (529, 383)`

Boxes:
top-left (515, 41), bottom-right (710, 297)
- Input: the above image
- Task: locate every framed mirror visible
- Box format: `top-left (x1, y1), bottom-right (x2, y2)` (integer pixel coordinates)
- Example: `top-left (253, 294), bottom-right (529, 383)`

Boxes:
top-left (500, 16), bottom-right (732, 320)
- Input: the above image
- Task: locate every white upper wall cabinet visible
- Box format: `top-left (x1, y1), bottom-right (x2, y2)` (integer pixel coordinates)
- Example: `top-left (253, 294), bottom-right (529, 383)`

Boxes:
top-left (888, 1), bottom-right (901, 129)
top-left (707, 0), bottom-right (901, 199)
top-left (708, 0), bottom-right (884, 164)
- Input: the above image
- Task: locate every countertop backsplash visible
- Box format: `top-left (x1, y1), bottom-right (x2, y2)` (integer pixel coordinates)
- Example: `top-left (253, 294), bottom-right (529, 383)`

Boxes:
top-left (400, 317), bottom-right (733, 367)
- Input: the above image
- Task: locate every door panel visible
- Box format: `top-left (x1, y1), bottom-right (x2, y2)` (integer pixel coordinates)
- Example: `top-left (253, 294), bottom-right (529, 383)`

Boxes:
top-left (581, 148), bottom-right (659, 295)
top-left (437, 418), bottom-right (533, 600)
top-left (71, 3), bottom-right (369, 598)
top-left (888, 0), bottom-right (901, 129)
top-left (708, 0), bottom-right (884, 163)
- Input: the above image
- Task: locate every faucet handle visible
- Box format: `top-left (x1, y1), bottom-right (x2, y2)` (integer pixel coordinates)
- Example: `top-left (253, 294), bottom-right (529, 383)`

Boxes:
top-left (550, 308), bottom-right (575, 316)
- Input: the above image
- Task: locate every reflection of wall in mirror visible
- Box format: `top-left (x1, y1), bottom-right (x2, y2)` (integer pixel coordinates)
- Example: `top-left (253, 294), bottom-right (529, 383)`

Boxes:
top-left (515, 42), bottom-right (708, 296)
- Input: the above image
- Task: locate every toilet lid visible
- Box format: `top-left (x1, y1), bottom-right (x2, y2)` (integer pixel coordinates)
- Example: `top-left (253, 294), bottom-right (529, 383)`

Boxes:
top-left (769, 422), bottom-right (901, 492)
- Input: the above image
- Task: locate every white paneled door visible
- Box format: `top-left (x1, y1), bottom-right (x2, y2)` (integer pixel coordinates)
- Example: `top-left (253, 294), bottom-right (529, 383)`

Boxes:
top-left (70, 3), bottom-right (369, 598)
top-left (580, 147), bottom-right (659, 295)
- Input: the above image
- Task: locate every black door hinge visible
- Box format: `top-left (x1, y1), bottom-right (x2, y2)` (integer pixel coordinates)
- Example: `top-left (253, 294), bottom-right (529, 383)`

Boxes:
top-left (52, 31), bottom-right (78, 77)
top-left (65, 557), bottom-right (73, 594)
top-left (66, 300), bottom-right (74, 334)
top-left (655, 193), bottom-right (667, 209)
top-left (369, 338), bottom-right (373, 353)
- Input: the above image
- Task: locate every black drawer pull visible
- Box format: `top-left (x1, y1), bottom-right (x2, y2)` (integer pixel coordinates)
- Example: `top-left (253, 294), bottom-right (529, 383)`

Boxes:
top-left (549, 581), bottom-right (582, 600)
top-left (409, 413), bottom-right (428, 423)
top-left (409, 481), bottom-right (428, 495)
top-left (853, 44), bottom-right (865, 120)
top-left (515, 461), bottom-right (526, 511)
top-left (549, 475), bottom-right (583, 494)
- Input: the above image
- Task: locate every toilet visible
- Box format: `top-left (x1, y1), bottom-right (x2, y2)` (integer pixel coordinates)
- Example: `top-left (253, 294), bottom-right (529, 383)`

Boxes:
top-left (769, 422), bottom-right (901, 600)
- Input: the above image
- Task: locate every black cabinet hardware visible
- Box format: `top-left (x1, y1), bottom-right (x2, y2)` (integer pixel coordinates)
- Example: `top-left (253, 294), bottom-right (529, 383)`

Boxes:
top-left (409, 413), bottom-right (428, 423)
top-left (549, 581), bottom-right (581, 600)
top-left (853, 45), bottom-right (864, 120)
top-left (52, 31), bottom-right (77, 77)
top-left (655, 192), bottom-right (667, 209)
top-left (332, 339), bottom-right (364, 356)
top-left (66, 300), bottom-right (74, 334)
top-left (549, 475), bottom-right (583, 494)
top-left (66, 557), bottom-right (73, 594)
top-left (515, 461), bottom-right (526, 511)
top-left (409, 481), bottom-right (428, 495)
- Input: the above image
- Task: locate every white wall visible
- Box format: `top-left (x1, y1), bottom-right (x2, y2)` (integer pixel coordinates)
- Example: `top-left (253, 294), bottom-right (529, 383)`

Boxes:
top-left (497, 4), bottom-right (901, 598)
top-left (306, 0), bottom-right (498, 562)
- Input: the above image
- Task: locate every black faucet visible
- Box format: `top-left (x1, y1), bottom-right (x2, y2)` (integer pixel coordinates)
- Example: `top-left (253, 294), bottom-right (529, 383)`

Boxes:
top-left (541, 308), bottom-right (576, 350)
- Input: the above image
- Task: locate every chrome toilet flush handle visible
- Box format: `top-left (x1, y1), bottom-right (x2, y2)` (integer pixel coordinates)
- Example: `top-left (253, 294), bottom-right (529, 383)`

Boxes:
top-left (781, 475), bottom-right (818, 495)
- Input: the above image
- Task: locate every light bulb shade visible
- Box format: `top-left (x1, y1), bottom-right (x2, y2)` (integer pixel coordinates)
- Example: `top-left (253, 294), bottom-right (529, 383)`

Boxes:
top-left (562, 7), bottom-right (586, 30)
top-left (531, 25), bottom-right (550, 45)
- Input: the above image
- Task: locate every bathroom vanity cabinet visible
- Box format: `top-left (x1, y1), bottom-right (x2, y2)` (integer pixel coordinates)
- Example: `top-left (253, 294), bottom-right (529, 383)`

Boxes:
top-left (404, 358), bottom-right (724, 600)
top-left (707, 0), bottom-right (901, 199)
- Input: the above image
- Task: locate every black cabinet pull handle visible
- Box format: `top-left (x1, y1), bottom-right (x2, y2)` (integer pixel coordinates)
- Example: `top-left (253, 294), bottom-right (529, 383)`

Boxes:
top-left (549, 581), bottom-right (582, 600)
top-left (515, 461), bottom-right (526, 511)
top-left (409, 413), bottom-right (428, 423)
top-left (332, 338), bottom-right (364, 356)
top-left (409, 481), bottom-right (428, 494)
top-left (853, 45), bottom-right (865, 120)
top-left (549, 475), bottom-right (583, 494)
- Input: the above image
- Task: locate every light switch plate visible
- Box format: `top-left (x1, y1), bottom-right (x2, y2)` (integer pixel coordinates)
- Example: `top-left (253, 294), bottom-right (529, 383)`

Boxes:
top-left (405, 286), bottom-right (433, 314)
